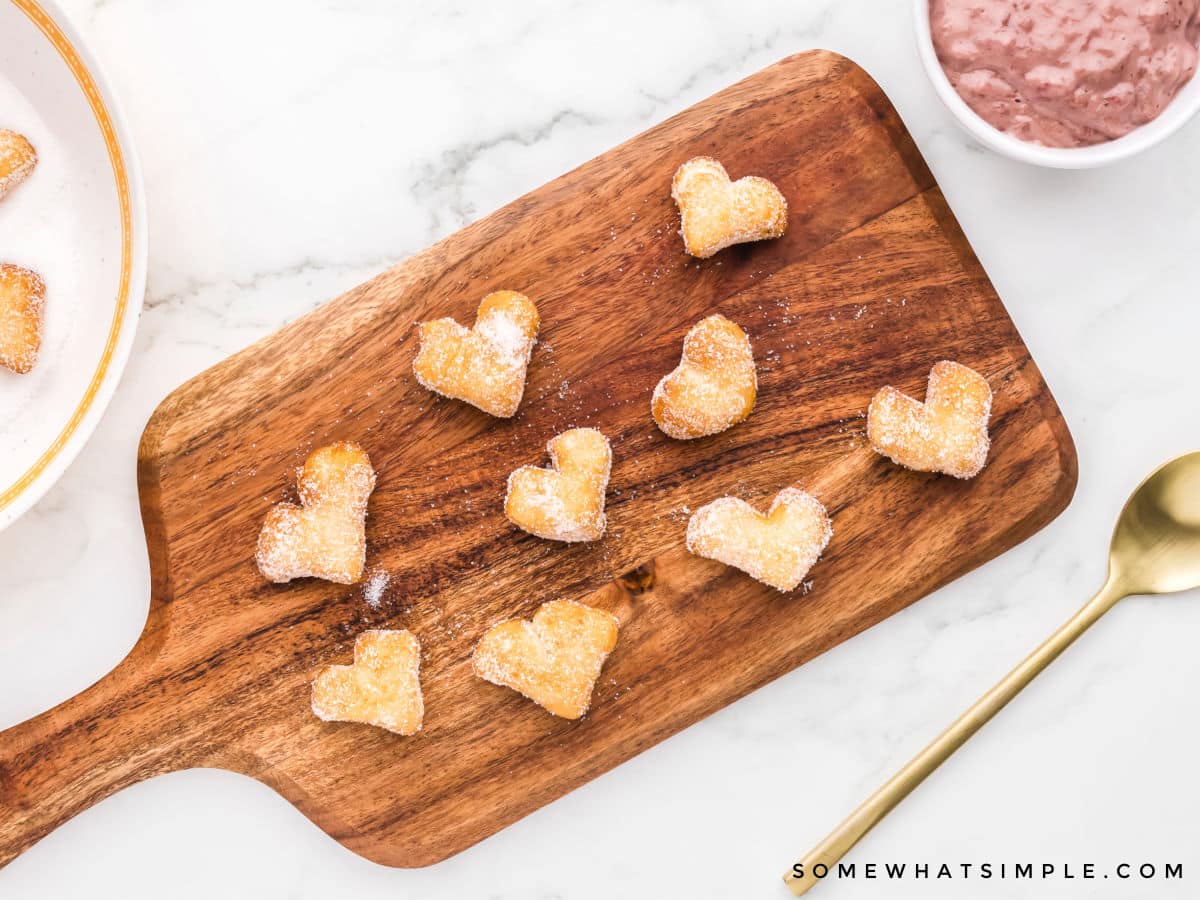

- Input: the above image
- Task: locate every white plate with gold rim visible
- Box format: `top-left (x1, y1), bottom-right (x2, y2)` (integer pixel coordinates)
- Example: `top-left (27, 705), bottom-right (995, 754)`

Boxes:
top-left (0, 0), bottom-right (146, 531)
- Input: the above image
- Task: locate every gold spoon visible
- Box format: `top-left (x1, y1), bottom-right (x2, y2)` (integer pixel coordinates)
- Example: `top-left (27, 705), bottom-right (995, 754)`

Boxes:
top-left (783, 451), bottom-right (1200, 896)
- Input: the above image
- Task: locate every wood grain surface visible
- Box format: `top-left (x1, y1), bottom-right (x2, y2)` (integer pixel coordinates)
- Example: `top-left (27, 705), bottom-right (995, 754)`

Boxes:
top-left (0, 51), bottom-right (1077, 869)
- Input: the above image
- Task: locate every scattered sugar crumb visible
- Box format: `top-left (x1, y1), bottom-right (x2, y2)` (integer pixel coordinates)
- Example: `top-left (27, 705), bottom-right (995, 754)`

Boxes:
top-left (362, 568), bottom-right (390, 608)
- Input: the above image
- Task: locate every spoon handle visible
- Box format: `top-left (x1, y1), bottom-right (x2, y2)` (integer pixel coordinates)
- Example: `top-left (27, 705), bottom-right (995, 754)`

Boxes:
top-left (782, 577), bottom-right (1125, 896)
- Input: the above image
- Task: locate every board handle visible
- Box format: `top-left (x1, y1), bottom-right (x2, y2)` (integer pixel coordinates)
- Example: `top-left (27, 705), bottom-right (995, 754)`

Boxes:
top-left (0, 646), bottom-right (184, 869)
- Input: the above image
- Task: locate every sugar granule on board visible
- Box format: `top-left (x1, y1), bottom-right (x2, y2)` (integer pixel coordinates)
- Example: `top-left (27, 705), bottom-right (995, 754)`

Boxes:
top-left (362, 569), bottom-right (390, 608)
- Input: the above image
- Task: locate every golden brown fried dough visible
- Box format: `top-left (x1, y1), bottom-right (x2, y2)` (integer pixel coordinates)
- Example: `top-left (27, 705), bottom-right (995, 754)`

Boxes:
top-left (686, 488), bottom-right (832, 592)
top-left (473, 599), bottom-right (619, 719)
top-left (414, 290), bottom-right (539, 418)
top-left (671, 157), bottom-right (786, 258)
top-left (505, 427), bottom-right (612, 542)
top-left (0, 130), bottom-right (36, 202)
top-left (311, 630), bottom-right (423, 735)
top-left (867, 361), bottom-right (991, 479)
top-left (0, 263), bottom-right (46, 375)
top-left (256, 441), bottom-right (376, 584)
top-left (652, 313), bottom-right (756, 439)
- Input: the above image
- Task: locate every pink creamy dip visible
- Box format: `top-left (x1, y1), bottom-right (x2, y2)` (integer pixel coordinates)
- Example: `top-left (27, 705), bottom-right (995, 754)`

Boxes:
top-left (931, 0), bottom-right (1200, 147)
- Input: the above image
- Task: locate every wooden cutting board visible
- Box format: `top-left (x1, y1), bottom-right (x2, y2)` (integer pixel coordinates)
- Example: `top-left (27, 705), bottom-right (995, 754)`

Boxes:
top-left (0, 51), bottom-right (1076, 870)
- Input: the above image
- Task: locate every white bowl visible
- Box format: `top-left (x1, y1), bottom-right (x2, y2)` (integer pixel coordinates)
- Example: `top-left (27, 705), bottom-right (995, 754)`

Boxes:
top-left (0, 0), bottom-right (148, 531)
top-left (914, 0), bottom-right (1200, 168)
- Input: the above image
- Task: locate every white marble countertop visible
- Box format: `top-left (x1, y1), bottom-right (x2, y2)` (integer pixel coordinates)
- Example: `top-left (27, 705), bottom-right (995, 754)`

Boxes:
top-left (2, 1), bottom-right (1199, 897)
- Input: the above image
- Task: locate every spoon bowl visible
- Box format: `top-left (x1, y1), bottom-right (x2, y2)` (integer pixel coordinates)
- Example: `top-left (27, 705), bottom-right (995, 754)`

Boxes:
top-left (1109, 452), bottom-right (1200, 596)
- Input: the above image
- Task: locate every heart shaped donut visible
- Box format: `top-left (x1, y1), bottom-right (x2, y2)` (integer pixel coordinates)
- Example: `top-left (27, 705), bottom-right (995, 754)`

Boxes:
top-left (686, 487), bottom-right (832, 592)
top-left (652, 313), bottom-right (756, 439)
top-left (311, 629), bottom-right (424, 735)
top-left (671, 157), bottom-right (787, 258)
top-left (0, 129), bottom-right (36, 202)
top-left (473, 599), bottom-right (620, 719)
top-left (413, 289), bottom-right (539, 418)
top-left (0, 263), bottom-right (45, 375)
top-left (867, 360), bottom-right (991, 479)
top-left (256, 441), bottom-right (377, 585)
top-left (505, 427), bottom-right (612, 542)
